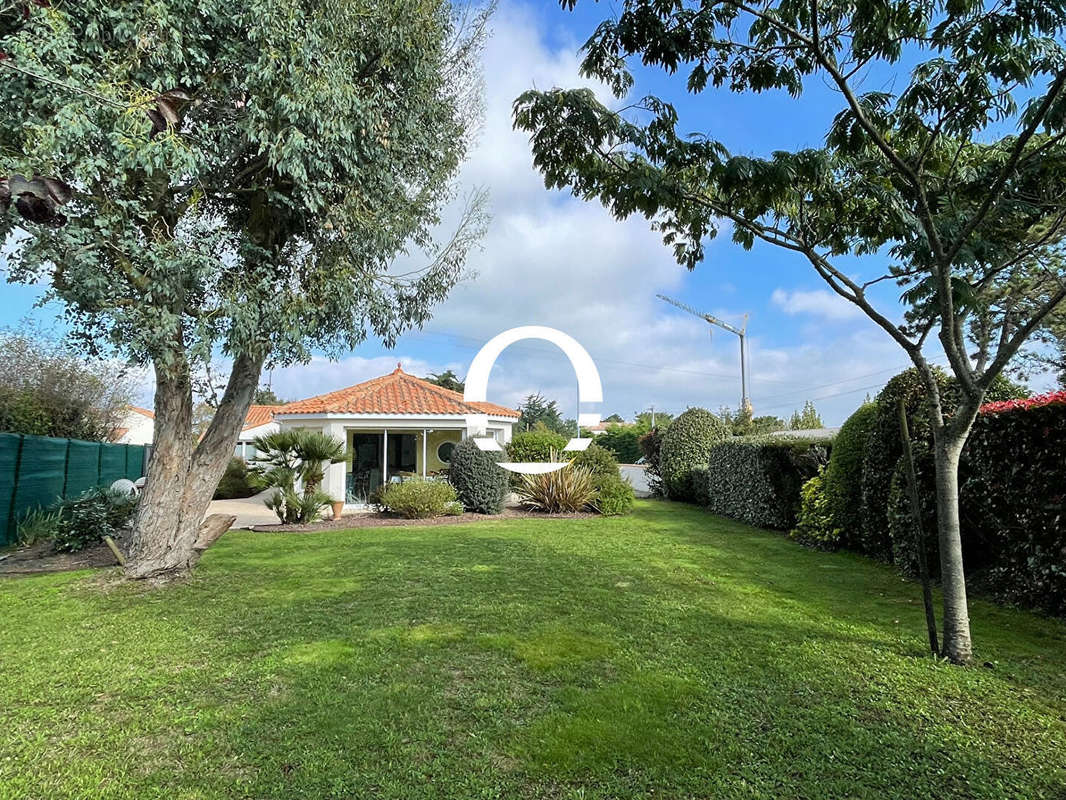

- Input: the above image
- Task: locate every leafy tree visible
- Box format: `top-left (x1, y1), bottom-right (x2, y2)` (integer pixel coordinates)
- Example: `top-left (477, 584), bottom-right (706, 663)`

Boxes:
top-left (1, 0), bottom-right (488, 577)
top-left (424, 369), bottom-right (466, 393)
top-left (634, 410), bottom-right (673, 432)
top-left (252, 387), bottom-right (288, 406)
top-left (719, 405), bottom-right (786, 436)
top-left (1026, 310), bottom-right (1066, 387)
top-left (595, 425), bottom-right (642, 463)
top-left (517, 392), bottom-right (570, 435)
top-left (0, 323), bottom-right (138, 441)
top-left (603, 413), bottom-right (625, 423)
top-left (789, 401), bottom-right (825, 431)
top-left (514, 0), bottom-right (1066, 664)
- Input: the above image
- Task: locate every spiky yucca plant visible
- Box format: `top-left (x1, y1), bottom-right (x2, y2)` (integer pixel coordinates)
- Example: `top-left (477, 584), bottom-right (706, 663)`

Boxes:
top-left (516, 465), bottom-right (596, 514)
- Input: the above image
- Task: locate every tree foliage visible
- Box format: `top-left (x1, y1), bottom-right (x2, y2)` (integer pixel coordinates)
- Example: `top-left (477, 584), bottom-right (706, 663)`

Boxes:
top-left (0, 323), bottom-right (138, 441)
top-left (424, 369), bottom-right (466, 393)
top-left (516, 392), bottom-right (571, 435)
top-left (0, 0), bottom-right (489, 575)
top-left (789, 401), bottom-right (824, 431)
top-left (514, 0), bottom-right (1066, 664)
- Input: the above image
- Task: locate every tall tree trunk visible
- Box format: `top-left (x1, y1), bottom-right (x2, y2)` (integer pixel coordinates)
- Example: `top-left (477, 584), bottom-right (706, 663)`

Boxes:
top-left (125, 351), bottom-right (264, 579)
top-left (930, 432), bottom-right (971, 664)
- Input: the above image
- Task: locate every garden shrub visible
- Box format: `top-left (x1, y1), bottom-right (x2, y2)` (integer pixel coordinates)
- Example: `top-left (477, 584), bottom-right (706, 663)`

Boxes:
top-left (448, 438), bottom-right (508, 514)
top-left (595, 426), bottom-right (642, 463)
top-left (53, 487), bottom-right (138, 552)
top-left (507, 430), bottom-right (568, 463)
top-left (214, 457), bottom-right (261, 499)
top-left (16, 506), bottom-right (61, 546)
top-left (704, 436), bottom-right (831, 530)
top-left (885, 450), bottom-right (940, 578)
top-left (516, 464), bottom-right (596, 514)
top-left (858, 368), bottom-right (949, 560)
top-left (859, 369), bottom-right (1027, 561)
top-left (659, 408), bottom-right (728, 502)
top-left (958, 392), bottom-right (1066, 614)
top-left (379, 478), bottom-right (458, 519)
top-left (568, 442), bottom-right (619, 477)
top-left (593, 472), bottom-right (635, 516)
top-left (822, 402), bottom-right (877, 548)
top-left (790, 467), bottom-right (836, 548)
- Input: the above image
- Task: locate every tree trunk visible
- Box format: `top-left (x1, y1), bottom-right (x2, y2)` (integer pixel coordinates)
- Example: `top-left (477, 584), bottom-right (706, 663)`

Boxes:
top-left (930, 435), bottom-right (972, 664)
top-left (125, 351), bottom-right (264, 579)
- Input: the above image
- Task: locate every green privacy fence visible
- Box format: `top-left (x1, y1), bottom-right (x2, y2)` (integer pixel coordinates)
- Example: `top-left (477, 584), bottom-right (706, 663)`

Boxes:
top-left (0, 434), bottom-right (148, 546)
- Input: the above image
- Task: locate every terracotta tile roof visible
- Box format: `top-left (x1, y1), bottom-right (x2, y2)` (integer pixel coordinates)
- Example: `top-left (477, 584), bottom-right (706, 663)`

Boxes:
top-left (278, 364), bottom-right (520, 418)
top-left (128, 406), bottom-right (155, 419)
top-left (242, 405), bottom-right (278, 431)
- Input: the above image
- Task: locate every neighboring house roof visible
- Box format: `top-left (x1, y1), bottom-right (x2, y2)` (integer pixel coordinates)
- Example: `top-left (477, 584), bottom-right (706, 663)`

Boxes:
top-left (242, 405), bottom-right (278, 431)
top-left (278, 364), bottom-right (520, 418)
top-left (586, 420), bottom-right (628, 432)
top-left (128, 406), bottom-right (155, 419)
top-left (769, 427), bottom-right (840, 439)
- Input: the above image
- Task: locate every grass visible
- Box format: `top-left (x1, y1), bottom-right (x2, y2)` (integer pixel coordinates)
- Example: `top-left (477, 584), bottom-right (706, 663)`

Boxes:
top-left (1, 500), bottom-right (1064, 799)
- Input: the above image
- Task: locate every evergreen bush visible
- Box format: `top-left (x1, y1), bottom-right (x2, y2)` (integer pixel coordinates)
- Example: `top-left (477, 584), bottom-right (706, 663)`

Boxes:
top-left (448, 438), bottom-right (508, 514)
top-left (659, 408), bottom-right (728, 502)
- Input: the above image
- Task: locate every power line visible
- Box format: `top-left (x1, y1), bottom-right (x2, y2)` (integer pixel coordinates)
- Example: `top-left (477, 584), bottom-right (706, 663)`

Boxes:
top-left (408, 329), bottom-right (799, 385)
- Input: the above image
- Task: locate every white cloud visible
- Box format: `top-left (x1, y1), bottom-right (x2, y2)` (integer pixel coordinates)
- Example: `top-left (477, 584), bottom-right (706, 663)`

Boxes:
top-left (770, 288), bottom-right (864, 321)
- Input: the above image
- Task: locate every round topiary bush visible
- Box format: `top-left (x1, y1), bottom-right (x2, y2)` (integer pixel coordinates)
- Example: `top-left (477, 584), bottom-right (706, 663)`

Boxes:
top-left (447, 438), bottom-right (508, 514)
top-left (822, 402), bottom-right (877, 549)
top-left (859, 367), bottom-right (950, 560)
top-left (659, 407), bottom-right (728, 502)
top-left (567, 441), bottom-right (618, 477)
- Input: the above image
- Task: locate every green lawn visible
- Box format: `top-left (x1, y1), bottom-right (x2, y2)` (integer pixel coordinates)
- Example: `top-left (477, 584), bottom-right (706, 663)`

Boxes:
top-left (1, 501), bottom-right (1064, 799)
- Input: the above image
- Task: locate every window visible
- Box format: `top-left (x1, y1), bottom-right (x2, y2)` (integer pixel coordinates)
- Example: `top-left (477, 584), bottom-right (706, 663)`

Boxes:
top-left (437, 441), bottom-right (456, 463)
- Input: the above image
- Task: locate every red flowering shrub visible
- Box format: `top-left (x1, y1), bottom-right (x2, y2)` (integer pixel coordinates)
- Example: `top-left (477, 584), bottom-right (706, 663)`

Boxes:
top-left (979, 390), bottom-right (1066, 415)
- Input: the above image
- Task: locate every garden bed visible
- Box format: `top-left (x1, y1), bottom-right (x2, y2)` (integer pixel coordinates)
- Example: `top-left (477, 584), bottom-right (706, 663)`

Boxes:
top-left (0, 538), bottom-right (120, 576)
top-left (251, 507), bottom-right (598, 532)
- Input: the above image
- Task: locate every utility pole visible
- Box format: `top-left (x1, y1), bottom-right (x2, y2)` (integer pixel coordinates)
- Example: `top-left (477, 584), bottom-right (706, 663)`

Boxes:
top-left (657, 294), bottom-right (751, 413)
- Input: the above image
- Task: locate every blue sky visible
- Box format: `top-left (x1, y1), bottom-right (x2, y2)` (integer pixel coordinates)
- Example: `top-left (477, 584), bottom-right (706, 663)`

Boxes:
top-left (1, 1), bottom-right (1051, 425)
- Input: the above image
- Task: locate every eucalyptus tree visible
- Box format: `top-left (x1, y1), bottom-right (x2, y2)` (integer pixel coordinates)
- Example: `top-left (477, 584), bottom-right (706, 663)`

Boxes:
top-left (0, 0), bottom-right (489, 577)
top-left (515, 0), bottom-right (1066, 663)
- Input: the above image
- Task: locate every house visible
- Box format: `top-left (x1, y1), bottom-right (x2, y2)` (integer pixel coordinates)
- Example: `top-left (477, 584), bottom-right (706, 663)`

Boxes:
top-left (234, 405), bottom-right (280, 461)
top-left (111, 406), bottom-right (155, 445)
top-left (273, 364), bottom-right (519, 504)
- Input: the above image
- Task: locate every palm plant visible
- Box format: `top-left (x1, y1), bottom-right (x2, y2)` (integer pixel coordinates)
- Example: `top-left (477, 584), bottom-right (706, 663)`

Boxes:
top-left (253, 430), bottom-right (346, 523)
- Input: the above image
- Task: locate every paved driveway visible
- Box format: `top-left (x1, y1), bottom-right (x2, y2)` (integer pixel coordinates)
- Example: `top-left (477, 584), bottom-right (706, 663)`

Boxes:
top-left (207, 489), bottom-right (280, 529)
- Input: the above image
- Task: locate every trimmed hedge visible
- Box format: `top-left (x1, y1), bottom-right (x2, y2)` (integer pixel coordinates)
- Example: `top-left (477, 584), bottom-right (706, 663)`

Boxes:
top-left (859, 369), bottom-right (948, 560)
top-left (823, 403), bottom-right (877, 550)
top-left (883, 391), bottom-right (1065, 614)
top-left (703, 436), bottom-right (832, 530)
top-left (507, 430), bottom-right (568, 463)
top-left (859, 369), bottom-right (1028, 561)
top-left (961, 394), bottom-right (1066, 614)
top-left (660, 408), bottom-right (728, 502)
top-left (595, 426), bottom-right (642, 464)
top-left (447, 438), bottom-right (508, 514)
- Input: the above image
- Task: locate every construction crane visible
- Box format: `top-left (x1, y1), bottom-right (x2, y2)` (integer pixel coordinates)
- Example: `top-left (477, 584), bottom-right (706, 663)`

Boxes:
top-left (657, 294), bottom-right (751, 413)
